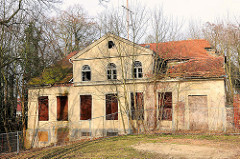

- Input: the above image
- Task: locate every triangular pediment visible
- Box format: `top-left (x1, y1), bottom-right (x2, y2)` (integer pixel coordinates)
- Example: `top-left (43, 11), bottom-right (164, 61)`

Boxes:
top-left (70, 33), bottom-right (153, 61)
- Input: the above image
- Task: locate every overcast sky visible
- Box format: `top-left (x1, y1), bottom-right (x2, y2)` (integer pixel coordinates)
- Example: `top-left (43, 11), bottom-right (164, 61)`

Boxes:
top-left (60, 0), bottom-right (240, 23)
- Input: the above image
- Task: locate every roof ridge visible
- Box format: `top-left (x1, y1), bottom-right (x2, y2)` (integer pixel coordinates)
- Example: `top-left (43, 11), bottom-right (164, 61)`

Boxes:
top-left (141, 39), bottom-right (208, 45)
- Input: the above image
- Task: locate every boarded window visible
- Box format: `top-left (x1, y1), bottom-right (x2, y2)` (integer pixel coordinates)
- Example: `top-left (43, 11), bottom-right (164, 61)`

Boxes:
top-left (80, 95), bottom-right (92, 120)
top-left (106, 94), bottom-right (118, 120)
top-left (38, 131), bottom-right (48, 142)
top-left (38, 96), bottom-right (49, 121)
top-left (131, 92), bottom-right (144, 120)
top-left (57, 96), bottom-right (68, 121)
top-left (158, 92), bottom-right (172, 121)
top-left (57, 127), bottom-right (69, 144)
top-left (189, 95), bottom-right (208, 130)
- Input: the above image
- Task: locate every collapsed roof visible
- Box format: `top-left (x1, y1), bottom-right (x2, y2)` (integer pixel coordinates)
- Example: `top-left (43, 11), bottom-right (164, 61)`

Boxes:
top-left (141, 39), bottom-right (225, 78)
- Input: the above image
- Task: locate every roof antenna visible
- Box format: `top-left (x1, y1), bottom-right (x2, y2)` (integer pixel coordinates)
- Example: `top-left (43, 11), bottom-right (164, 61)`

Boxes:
top-left (122, 0), bottom-right (133, 40)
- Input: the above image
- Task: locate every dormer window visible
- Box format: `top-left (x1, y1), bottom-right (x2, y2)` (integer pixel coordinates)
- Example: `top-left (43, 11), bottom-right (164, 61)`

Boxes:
top-left (82, 65), bottom-right (91, 81)
top-left (133, 61), bottom-right (143, 78)
top-left (107, 63), bottom-right (117, 80)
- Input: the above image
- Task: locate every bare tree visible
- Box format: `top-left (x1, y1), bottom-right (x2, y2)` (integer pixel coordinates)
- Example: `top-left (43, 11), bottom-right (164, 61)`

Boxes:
top-left (0, 0), bottom-right (62, 151)
top-left (146, 6), bottom-right (183, 43)
top-left (201, 19), bottom-right (240, 104)
top-left (50, 5), bottom-right (98, 55)
top-left (97, 1), bottom-right (149, 43)
top-left (187, 19), bottom-right (203, 39)
top-left (97, 8), bottom-right (127, 38)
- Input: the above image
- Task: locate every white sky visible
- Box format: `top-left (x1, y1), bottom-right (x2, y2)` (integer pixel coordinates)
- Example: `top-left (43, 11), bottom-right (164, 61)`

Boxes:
top-left (60, 0), bottom-right (240, 23)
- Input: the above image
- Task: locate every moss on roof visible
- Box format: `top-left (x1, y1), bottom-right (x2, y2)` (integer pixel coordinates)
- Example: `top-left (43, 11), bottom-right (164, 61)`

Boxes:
top-left (28, 64), bottom-right (72, 85)
top-left (28, 51), bottom-right (78, 86)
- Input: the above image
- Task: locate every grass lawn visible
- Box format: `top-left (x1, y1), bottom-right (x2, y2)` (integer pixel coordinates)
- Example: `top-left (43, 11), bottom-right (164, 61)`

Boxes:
top-left (2, 134), bottom-right (240, 158)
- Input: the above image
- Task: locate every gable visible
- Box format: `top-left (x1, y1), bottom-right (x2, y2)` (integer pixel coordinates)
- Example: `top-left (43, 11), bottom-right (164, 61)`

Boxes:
top-left (71, 33), bottom-right (153, 61)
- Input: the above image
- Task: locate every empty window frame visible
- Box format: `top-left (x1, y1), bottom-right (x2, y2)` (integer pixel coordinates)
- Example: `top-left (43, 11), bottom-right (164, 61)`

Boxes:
top-left (158, 92), bottom-right (172, 121)
top-left (106, 94), bottom-right (118, 120)
top-left (131, 92), bottom-right (144, 120)
top-left (154, 58), bottom-right (168, 74)
top-left (133, 61), bottom-right (143, 78)
top-left (82, 65), bottom-right (91, 81)
top-left (107, 63), bottom-right (117, 80)
top-left (38, 96), bottom-right (49, 121)
top-left (57, 96), bottom-right (68, 121)
top-left (80, 95), bottom-right (92, 120)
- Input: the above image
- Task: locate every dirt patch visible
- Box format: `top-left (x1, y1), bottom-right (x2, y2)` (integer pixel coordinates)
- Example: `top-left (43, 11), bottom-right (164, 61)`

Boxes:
top-left (133, 139), bottom-right (240, 159)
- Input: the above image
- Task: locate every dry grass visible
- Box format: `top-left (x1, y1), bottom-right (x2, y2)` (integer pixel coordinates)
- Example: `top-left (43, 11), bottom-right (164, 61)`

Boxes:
top-left (1, 134), bottom-right (240, 158)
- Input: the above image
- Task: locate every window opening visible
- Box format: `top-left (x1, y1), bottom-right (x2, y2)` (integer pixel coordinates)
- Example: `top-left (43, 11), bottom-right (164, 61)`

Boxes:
top-left (81, 132), bottom-right (91, 136)
top-left (106, 94), bottom-right (118, 120)
top-left (80, 95), bottom-right (92, 120)
top-left (82, 65), bottom-right (91, 81)
top-left (107, 131), bottom-right (118, 136)
top-left (158, 92), bottom-right (172, 121)
top-left (38, 96), bottom-right (49, 121)
top-left (133, 61), bottom-right (143, 78)
top-left (154, 58), bottom-right (168, 74)
top-left (107, 63), bottom-right (117, 80)
top-left (131, 92), bottom-right (144, 120)
top-left (57, 96), bottom-right (68, 121)
top-left (108, 41), bottom-right (115, 48)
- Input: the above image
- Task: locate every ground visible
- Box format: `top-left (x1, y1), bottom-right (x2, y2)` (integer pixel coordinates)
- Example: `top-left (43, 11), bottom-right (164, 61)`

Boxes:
top-left (1, 134), bottom-right (240, 158)
top-left (133, 137), bottom-right (240, 158)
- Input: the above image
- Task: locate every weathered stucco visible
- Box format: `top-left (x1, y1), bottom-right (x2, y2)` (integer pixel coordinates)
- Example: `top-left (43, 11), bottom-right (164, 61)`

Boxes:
top-left (27, 34), bottom-right (226, 148)
top-left (27, 79), bottom-right (226, 147)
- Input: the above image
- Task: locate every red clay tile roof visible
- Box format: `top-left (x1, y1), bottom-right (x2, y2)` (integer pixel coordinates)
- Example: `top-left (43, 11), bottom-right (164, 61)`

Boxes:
top-left (141, 39), bottom-right (212, 60)
top-left (168, 57), bottom-right (225, 78)
top-left (141, 39), bottom-right (225, 78)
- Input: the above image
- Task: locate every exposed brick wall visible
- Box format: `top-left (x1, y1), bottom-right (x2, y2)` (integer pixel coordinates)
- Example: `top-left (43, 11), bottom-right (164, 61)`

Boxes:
top-left (233, 94), bottom-right (240, 129)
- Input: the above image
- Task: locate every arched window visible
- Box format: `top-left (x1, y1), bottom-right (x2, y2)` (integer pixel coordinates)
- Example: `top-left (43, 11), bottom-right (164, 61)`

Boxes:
top-left (107, 63), bottom-right (117, 80)
top-left (133, 61), bottom-right (143, 78)
top-left (82, 65), bottom-right (91, 81)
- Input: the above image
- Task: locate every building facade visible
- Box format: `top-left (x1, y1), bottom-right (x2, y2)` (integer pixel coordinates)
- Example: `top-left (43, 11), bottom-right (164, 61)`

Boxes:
top-left (27, 33), bottom-right (226, 148)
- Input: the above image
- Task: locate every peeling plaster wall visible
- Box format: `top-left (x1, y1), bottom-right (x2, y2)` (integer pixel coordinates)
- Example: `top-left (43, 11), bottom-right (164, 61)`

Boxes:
top-left (27, 79), bottom-right (226, 148)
